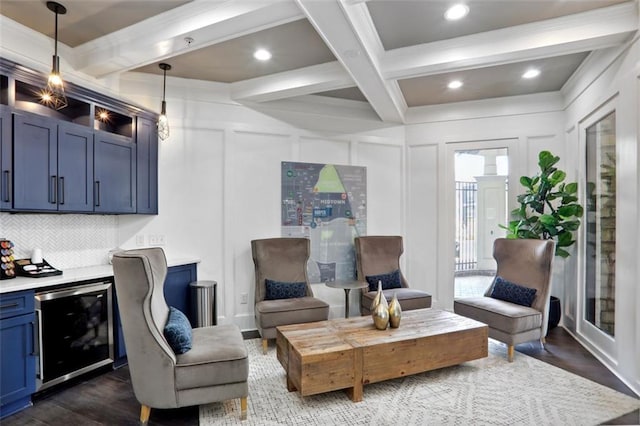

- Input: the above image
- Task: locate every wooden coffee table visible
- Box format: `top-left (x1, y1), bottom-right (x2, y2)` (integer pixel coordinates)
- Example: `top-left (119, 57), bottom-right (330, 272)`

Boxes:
top-left (276, 309), bottom-right (488, 402)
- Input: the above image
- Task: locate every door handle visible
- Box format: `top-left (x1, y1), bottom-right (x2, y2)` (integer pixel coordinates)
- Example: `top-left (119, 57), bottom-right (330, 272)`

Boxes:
top-left (2, 170), bottom-right (9, 202)
top-left (50, 175), bottom-right (57, 204)
top-left (59, 176), bottom-right (65, 205)
top-left (94, 181), bottom-right (101, 207)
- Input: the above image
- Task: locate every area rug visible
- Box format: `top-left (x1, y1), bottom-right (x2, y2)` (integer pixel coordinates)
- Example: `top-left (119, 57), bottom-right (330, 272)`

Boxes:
top-left (200, 338), bottom-right (640, 425)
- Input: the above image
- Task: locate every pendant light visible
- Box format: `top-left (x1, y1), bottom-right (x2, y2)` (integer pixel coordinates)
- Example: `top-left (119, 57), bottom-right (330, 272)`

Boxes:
top-left (42, 1), bottom-right (68, 110)
top-left (157, 63), bottom-right (171, 141)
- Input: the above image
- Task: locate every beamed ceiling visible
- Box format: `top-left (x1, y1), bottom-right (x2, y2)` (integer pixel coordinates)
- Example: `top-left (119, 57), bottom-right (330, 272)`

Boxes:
top-left (1, 0), bottom-right (637, 123)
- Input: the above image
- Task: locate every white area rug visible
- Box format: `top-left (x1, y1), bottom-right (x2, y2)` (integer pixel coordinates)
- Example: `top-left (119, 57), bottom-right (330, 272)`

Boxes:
top-left (200, 338), bottom-right (640, 425)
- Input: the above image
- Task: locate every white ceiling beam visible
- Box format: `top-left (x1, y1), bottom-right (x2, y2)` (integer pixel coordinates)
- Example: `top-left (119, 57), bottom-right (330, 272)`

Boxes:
top-left (230, 61), bottom-right (354, 102)
top-left (296, 0), bottom-right (405, 123)
top-left (383, 1), bottom-right (638, 80)
top-left (74, 0), bottom-right (304, 78)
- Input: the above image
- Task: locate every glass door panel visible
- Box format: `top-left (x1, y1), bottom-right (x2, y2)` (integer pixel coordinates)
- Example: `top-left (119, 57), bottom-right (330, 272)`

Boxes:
top-left (454, 148), bottom-right (508, 298)
top-left (584, 111), bottom-right (616, 337)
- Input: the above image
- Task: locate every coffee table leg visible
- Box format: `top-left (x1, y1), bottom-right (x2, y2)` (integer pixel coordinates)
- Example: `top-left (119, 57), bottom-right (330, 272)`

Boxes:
top-left (345, 347), bottom-right (363, 402)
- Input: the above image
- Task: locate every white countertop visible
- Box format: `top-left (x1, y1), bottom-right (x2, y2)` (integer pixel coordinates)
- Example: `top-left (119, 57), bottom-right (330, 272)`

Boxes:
top-left (0, 257), bottom-right (200, 294)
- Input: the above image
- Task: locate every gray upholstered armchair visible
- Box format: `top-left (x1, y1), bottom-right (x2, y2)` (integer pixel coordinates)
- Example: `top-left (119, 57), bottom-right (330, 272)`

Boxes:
top-left (354, 235), bottom-right (432, 315)
top-left (454, 238), bottom-right (555, 362)
top-left (251, 237), bottom-right (330, 354)
top-left (112, 248), bottom-right (249, 424)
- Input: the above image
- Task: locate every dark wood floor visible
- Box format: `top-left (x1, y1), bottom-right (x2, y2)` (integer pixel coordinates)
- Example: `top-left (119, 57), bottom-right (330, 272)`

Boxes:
top-left (3, 327), bottom-right (638, 426)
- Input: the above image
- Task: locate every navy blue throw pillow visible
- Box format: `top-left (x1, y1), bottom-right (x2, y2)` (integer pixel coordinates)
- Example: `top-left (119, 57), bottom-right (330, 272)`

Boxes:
top-left (265, 279), bottom-right (307, 300)
top-left (365, 269), bottom-right (402, 291)
top-left (490, 276), bottom-right (537, 307)
top-left (163, 306), bottom-right (192, 354)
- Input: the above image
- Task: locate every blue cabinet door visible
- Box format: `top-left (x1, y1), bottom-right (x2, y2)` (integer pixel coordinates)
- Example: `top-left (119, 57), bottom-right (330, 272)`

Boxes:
top-left (0, 313), bottom-right (36, 419)
top-left (0, 106), bottom-right (12, 210)
top-left (136, 117), bottom-right (158, 214)
top-left (164, 264), bottom-right (198, 325)
top-left (57, 122), bottom-right (94, 212)
top-left (12, 113), bottom-right (58, 211)
top-left (94, 132), bottom-right (136, 213)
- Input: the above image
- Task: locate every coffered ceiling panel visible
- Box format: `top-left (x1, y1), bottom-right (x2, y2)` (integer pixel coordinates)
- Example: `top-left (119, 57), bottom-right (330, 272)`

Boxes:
top-left (1, 0), bottom-right (637, 121)
top-left (398, 52), bottom-right (589, 106)
top-left (131, 19), bottom-right (336, 83)
top-left (367, 0), bottom-right (629, 50)
top-left (0, 0), bottom-right (192, 47)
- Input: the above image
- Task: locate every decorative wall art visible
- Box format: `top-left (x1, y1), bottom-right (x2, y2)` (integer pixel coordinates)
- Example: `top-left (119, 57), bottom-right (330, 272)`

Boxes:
top-left (281, 162), bottom-right (366, 283)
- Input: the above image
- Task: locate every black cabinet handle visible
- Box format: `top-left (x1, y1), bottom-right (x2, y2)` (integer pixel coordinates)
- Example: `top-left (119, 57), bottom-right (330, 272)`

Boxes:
top-left (2, 170), bottom-right (9, 202)
top-left (30, 320), bottom-right (37, 356)
top-left (95, 181), bottom-right (101, 207)
top-left (0, 302), bottom-right (19, 310)
top-left (50, 175), bottom-right (57, 204)
top-left (59, 176), bottom-right (65, 205)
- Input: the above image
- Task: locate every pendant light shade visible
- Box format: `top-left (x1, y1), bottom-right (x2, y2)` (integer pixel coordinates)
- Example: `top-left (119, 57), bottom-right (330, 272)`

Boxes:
top-left (42, 1), bottom-right (68, 110)
top-left (157, 63), bottom-right (171, 141)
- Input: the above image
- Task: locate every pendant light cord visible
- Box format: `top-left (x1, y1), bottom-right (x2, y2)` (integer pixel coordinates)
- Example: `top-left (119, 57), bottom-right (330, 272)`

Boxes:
top-left (54, 9), bottom-right (59, 58)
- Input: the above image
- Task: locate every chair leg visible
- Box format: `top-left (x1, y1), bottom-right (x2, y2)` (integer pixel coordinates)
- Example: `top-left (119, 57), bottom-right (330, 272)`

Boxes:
top-left (240, 396), bottom-right (248, 420)
top-left (507, 345), bottom-right (515, 362)
top-left (540, 336), bottom-right (546, 349)
top-left (262, 338), bottom-right (268, 354)
top-left (140, 405), bottom-right (151, 425)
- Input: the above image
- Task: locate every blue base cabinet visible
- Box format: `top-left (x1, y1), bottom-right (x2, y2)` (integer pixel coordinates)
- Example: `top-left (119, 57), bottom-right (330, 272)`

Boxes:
top-left (113, 263), bottom-right (197, 365)
top-left (0, 291), bottom-right (36, 419)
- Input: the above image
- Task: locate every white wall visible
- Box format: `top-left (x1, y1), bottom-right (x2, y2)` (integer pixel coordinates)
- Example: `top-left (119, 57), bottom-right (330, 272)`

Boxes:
top-left (562, 36), bottom-right (640, 395)
top-left (116, 73), bottom-right (406, 328)
top-left (404, 37), bottom-right (640, 395)
top-left (405, 109), bottom-right (566, 309)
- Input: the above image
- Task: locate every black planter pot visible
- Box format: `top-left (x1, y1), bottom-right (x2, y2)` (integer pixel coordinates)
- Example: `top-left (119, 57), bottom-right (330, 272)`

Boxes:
top-left (548, 296), bottom-right (561, 329)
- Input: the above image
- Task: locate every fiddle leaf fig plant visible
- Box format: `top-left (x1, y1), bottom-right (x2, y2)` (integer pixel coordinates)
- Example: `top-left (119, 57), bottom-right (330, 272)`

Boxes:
top-left (501, 150), bottom-right (584, 258)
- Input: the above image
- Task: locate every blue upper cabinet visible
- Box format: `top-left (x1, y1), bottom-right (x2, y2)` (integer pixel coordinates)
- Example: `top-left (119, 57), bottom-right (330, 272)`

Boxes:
top-left (12, 112), bottom-right (58, 211)
top-left (0, 106), bottom-right (12, 210)
top-left (94, 132), bottom-right (136, 214)
top-left (56, 122), bottom-right (94, 212)
top-left (136, 117), bottom-right (158, 214)
top-left (11, 112), bottom-right (94, 212)
top-left (0, 58), bottom-right (157, 215)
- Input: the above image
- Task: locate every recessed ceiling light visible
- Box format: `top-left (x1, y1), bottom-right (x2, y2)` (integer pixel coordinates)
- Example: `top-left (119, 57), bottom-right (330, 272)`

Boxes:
top-left (522, 68), bottom-right (541, 79)
top-left (448, 80), bottom-right (463, 89)
top-left (254, 48), bottom-right (272, 61)
top-left (445, 4), bottom-right (469, 21)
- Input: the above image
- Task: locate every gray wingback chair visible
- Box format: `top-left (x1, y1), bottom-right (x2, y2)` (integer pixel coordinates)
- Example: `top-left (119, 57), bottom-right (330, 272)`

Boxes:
top-left (454, 238), bottom-right (555, 362)
top-left (355, 236), bottom-right (432, 315)
top-left (251, 237), bottom-right (330, 354)
top-left (112, 248), bottom-right (249, 424)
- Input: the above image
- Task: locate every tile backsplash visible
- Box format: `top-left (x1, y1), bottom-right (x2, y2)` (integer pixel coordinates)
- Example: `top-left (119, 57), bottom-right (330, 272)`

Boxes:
top-left (0, 213), bottom-right (119, 269)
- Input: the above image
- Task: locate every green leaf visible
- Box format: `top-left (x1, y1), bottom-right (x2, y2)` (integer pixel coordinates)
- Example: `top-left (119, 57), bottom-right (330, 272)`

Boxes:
top-left (539, 214), bottom-right (557, 225)
top-left (565, 182), bottom-right (578, 194)
top-left (549, 170), bottom-right (566, 186)
top-left (558, 205), bottom-right (579, 217)
top-left (520, 176), bottom-right (533, 188)
top-left (538, 151), bottom-right (558, 170)
top-left (556, 247), bottom-right (570, 258)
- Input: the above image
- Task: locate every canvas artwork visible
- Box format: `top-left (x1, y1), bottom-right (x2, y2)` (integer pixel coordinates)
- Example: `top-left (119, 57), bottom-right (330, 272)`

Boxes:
top-left (281, 161), bottom-right (366, 283)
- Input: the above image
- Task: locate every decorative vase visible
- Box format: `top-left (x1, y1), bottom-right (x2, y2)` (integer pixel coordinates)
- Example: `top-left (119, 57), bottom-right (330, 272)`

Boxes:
top-left (370, 280), bottom-right (388, 313)
top-left (373, 300), bottom-right (390, 330)
top-left (388, 292), bottom-right (402, 328)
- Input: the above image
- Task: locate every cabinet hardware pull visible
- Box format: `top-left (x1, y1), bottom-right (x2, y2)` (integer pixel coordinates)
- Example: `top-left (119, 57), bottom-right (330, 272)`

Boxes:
top-left (30, 320), bottom-right (36, 356)
top-left (59, 176), bottom-right (65, 205)
top-left (35, 308), bottom-right (43, 379)
top-left (95, 181), bottom-right (101, 207)
top-left (50, 175), bottom-right (57, 204)
top-left (2, 170), bottom-right (9, 202)
top-left (0, 302), bottom-right (19, 310)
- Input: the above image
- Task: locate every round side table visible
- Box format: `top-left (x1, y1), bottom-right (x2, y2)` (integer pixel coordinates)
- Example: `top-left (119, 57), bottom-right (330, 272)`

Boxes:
top-left (325, 280), bottom-right (369, 318)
